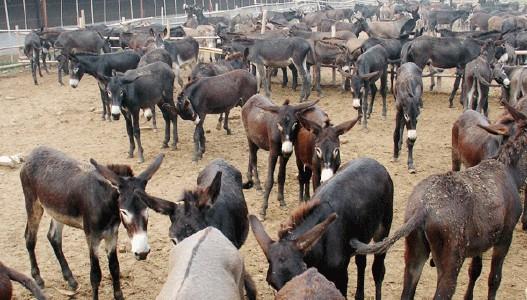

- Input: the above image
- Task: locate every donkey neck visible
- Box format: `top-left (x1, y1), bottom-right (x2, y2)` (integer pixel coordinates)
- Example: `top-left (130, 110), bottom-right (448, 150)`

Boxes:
top-left (497, 134), bottom-right (527, 190)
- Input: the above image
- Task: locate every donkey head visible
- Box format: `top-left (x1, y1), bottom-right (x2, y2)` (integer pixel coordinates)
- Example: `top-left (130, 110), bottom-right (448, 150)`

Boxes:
top-left (257, 99), bottom-right (319, 157)
top-left (249, 213), bottom-right (337, 290)
top-left (491, 63), bottom-right (510, 88)
top-left (106, 70), bottom-right (150, 120)
top-left (176, 83), bottom-right (201, 124)
top-left (90, 154), bottom-right (164, 260)
top-left (135, 172), bottom-right (222, 245)
top-left (298, 115), bottom-right (359, 183)
top-left (68, 54), bottom-right (84, 88)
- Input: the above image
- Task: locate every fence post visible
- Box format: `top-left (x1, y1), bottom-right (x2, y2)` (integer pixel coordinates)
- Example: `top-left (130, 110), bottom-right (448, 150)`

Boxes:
top-left (23, 0), bottom-right (28, 29)
top-left (90, 0), bottom-right (95, 24)
top-left (130, 0), bottom-right (134, 19)
top-left (80, 9), bottom-right (86, 28)
top-left (261, 10), bottom-right (267, 34)
top-left (3, 0), bottom-right (10, 31)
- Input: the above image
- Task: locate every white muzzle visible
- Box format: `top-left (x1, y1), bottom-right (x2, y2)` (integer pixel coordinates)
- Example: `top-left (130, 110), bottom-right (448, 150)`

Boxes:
top-left (143, 108), bottom-right (153, 120)
top-left (352, 98), bottom-right (361, 109)
top-left (408, 129), bottom-right (417, 141)
top-left (320, 168), bottom-right (334, 183)
top-left (69, 78), bottom-right (79, 88)
top-left (282, 140), bottom-right (293, 154)
top-left (111, 105), bottom-right (121, 116)
top-left (194, 115), bottom-right (201, 125)
top-left (503, 78), bottom-right (510, 87)
top-left (131, 231), bottom-right (150, 256)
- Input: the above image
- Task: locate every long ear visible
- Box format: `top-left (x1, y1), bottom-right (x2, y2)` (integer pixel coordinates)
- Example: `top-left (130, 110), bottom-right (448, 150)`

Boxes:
top-left (295, 213), bottom-right (337, 253)
top-left (135, 190), bottom-right (176, 215)
top-left (198, 172), bottom-right (222, 207)
top-left (138, 154), bottom-right (165, 181)
top-left (477, 123), bottom-right (511, 136)
top-left (150, 28), bottom-right (155, 37)
top-left (334, 116), bottom-right (360, 135)
top-left (298, 114), bottom-right (323, 135)
top-left (502, 100), bottom-right (527, 122)
top-left (256, 104), bottom-right (281, 113)
top-left (163, 27), bottom-right (168, 38)
top-left (292, 99), bottom-right (320, 113)
top-left (249, 215), bottom-right (274, 258)
top-left (90, 159), bottom-right (122, 186)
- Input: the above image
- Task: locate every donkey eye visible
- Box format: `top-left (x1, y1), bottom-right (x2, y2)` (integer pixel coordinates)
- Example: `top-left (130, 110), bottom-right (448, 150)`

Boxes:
top-left (404, 113), bottom-right (410, 121)
top-left (333, 148), bottom-right (339, 157)
top-left (120, 90), bottom-right (124, 97)
top-left (277, 123), bottom-right (283, 132)
top-left (292, 122), bottom-right (297, 130)
top-left (315, 147), bottom-right (322, 158)
top-left (107, 91), bottom-right (112, 97)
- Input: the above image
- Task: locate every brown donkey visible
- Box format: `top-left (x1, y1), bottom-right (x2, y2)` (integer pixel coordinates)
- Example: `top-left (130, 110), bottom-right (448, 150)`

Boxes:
top-left (0, 261), bottom-right (46, 300)
top-left (20, 146), bottom-right (164, 300)
top-left (351, 101), bottom-right (526, 299)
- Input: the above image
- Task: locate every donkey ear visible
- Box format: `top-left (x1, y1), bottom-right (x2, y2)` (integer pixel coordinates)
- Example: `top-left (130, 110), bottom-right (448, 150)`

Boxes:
top-left (477, 124), bottom-right (510, 136)
top-left (150, 28), bottom-right (155, 37)
top-left (249, 215), bottom-right (274, 258)
top-left (295, 213), bottom-right (337, 254)
top-left (198, 172), bottom-right (222, 208)
top-left (163, 27), bottom-right (168, 38)
top-left (335, 116), bottom-right (360, 136)
top-left (138, 154), bottom-right (165, 181)
top-left (90, 159), bottom-right (121, 186)
top-left (136, 190), bottom-right (176, 215)
top-left (298, 115), bottom-right (322, 135)
top-left (502, 100), bottom-right (527, 122)
top-left (257, 104), bottom-right (281, 113)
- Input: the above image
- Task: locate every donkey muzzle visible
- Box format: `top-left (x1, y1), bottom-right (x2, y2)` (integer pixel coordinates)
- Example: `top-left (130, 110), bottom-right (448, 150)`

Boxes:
top-left (111, 105), bottom-right (121, 120)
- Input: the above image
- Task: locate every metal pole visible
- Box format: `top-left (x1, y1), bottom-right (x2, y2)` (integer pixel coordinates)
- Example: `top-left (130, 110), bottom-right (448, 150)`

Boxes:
top-left (3, 0), bottom-right (9, 31)
top-left (41, 0), bottom-right (48, 28)
top-left (103, 0), bottom-right (106, 23)
top-left (118, 0), bottom-right (121, 21)
top-left (90, 0), bottom-right (94, 24)
top-left (23, 0), bottom-right (28, 29)
top-left (76, 0), bottom-right (79, 23)
top-left (60, 0), bottom-right (63, 27)
top-left (154, 0), bottom-right (157, 17)
top-left (174, 0), bottom-right (177, 15)
top-left (140, 0), bottom-right (144, 18)
top-left (130, 0), bottom-right (134, 19)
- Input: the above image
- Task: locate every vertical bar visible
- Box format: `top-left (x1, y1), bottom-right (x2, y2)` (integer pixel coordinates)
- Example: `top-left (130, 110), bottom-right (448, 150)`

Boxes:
top-left (261, 10), bottom-right (267, 33)
top-left (174, 0), bottom-right (177, 15)
top-left (76, 0), bottom-right (79, 23)
top-left (23, 0), bottom-right (27, 29)
top-left (130, 0), bottom-right (134, 19)
top-left (103, 0), bottom-right (106, 23)
top-left (118, 0), bottom-right (121, 21)
top-left (41, 0), bottom-right (48, 28)
top-left (90, 0), bottom-right (94, 24)
top-left (140, 0), bottom-right (144, 18)
top-left (60, 0), bottom-right (63, 27)
top-left (154, 0), bottom-right (157, 17)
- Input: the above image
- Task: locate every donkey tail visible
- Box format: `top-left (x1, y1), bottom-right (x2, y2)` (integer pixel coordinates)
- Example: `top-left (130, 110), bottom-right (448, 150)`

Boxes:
top-left (475, 71), bottom-right (491, 86)
top-left (350, 207), bottom-right (426, 255)
top-left (4, 265), bottom-right (47, 300)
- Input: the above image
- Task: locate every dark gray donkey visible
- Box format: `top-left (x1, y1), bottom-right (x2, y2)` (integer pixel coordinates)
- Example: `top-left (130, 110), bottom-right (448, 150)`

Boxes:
top-left (241, 37), bottom-right (313, 102)
top-left (176, 69), bottom-right (257, 161)
top-left (105, 62), bottom-right (177, 163)
top-left (54, 29), bottom-right (111, 85)
top-left (24, 31), bottom-right (45, 85)
top-left (162, 37), bottom-right (199, 87)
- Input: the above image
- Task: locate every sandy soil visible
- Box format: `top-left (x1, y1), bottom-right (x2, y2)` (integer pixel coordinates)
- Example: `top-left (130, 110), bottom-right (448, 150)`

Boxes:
top-left (0, 66), bottom-right (526, 300)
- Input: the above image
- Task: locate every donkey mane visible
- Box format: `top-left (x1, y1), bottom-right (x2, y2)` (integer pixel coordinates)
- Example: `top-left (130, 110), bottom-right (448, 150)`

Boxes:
top-left (106, 164), bottom-right (134, 177)
top-left (278, 199), bottom-right (321, 238)
top-left (497, 127), bottom-right (527, 166)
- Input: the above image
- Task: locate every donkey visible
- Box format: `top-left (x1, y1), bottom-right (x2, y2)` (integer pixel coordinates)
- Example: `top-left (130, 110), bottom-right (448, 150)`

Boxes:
top-left (0, 261), bottom-right (46, 300)
top-left (341, 44), bottom-right (389, 129)
top-left (295, 111), bottom-right (360, 201)
top-left (241, 37), bottom-right (313, 102)
top-left (54, 29), bottom-right (111, 85)
top-left (452, 98), bottom-right (527, 230)
top-left (275, 268), bottom-right (345, 300)
top-left (119, 28), bottom-right (164, 53)
top-left (105, 62), bottom-right (177, 163)
top-left (393, 62), bottom-right (424, 174)
top-left (162, 37), bottom-right (200, 87)
top-left (176, 69), bottom-right (257, 161)
top-left (427, 9), bottom-right (470, 31)
top-left (250, 157), bottom-right (393, 297)
top-left (463, 55), bottom-right (510, 116)
top-left (242, 95), bottom-right (318, 218)
top-left (24, 31), bottom-right (45, 85)
top-left (137, 48), bottom-right (172, 68)
top-left (70, 51), bottom-right (141, 121)
top-left (351, 101), bottom-right (527, 300)
top-left (20, 146), bottom-right (164, 300)
top-left (401, 36), bottom-right (489, 107)
top-left (156, 227), bottom-right (249, 300)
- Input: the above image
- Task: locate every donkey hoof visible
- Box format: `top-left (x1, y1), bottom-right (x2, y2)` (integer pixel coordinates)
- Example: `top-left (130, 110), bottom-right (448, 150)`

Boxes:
top-left (279, 201), bottom-right (287, 208)
top-left (114, 291), bottom-right (124, 300)
top-left (408, 167), bottom-right (416, 174)
top-left (226, 129), bottom-right (232, 135)
top-left (391, 157), bottom-right (399, 162)
top-left (259, 210), bottom-right (267, 221)
top-left (34, 275), bottom-right (45, 288)
top-left (138, 158), bottom-right (145, 164)
top-left (171, 144), bottom-right (177, 151)
top-left (127, 153), bottom-right (134, 159)
top-left (161, 143), bottom-right (169, 149)
top-left (67, 278), bottom-right (79, 290)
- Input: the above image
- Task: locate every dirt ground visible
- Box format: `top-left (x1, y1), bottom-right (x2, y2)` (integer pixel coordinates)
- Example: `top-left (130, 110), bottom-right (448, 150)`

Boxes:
top-left (1, 66), bottom-right (526, 300)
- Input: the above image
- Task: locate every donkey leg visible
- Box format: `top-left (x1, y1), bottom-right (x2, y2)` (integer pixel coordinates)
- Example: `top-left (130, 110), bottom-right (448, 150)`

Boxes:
top-left (30, 58), bottom-right (38, 85)
top-left (48, 220), bottom-right (78, 289)
top-left (362, 84), bottom-right (370, 129)
top-left (464, 256), bottom-right (482, 300)
top-left (355, 255), bottom-right (367, 300)
top-left (99, 89), bottom-right (107, 121)
top-left (223, 110), bottom-right (232, 135)
top-left (104, 225), bottom-right (124, 300)
top-left (406, 123), bottom-right (417, 173)
top-left (248, 141), bottom-right (262, 191)
top-left (281, 67), bottom-right (288, 88)
top-left (123, 113), bottom-right (136, 158)
top-left (42, 50), bottom-right (49, 74)
top-left (522, 191), bottom-right (527, 231)
top-left (216, 113), bottom-right (223, 131)
top-left (381, 70), bottom-right (388, 118)
top-left (290, 64), bottom-right (298, 91)
top-left (151, 105), bottom-right (157, 131)
top-left (160, 106), bottom-right (171, 149)
top-left (401, 230), bottom-right (430, 300)
top-left (277, 155), bottom-right (289, 207)
top-left (22, 185), bottom-right (45, 287)
top-left (432, 250), bottom-right (462, 300)
top-left (296, 158), bottom-right (306, 202)
top-left (487, 238), bottom-right (512, 300)
top-left (372, 252), bottom-right (387, 300)
top-left (132, 112), bottom-right (144, 163)
top-left (36, 51), bottom-right (43, 77)
top-left (261, 151), bottom-right (279, 218)
top-left (448, 69), bottom-right (462, 108)
top-left (87, 236), bottom-right (103, 300)
top-left (368, 83), bottom-right (378, 118)
top-left (393, 110), bottom-right (403, 162)
top-left (316, 63), bottom-right (323, 96)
